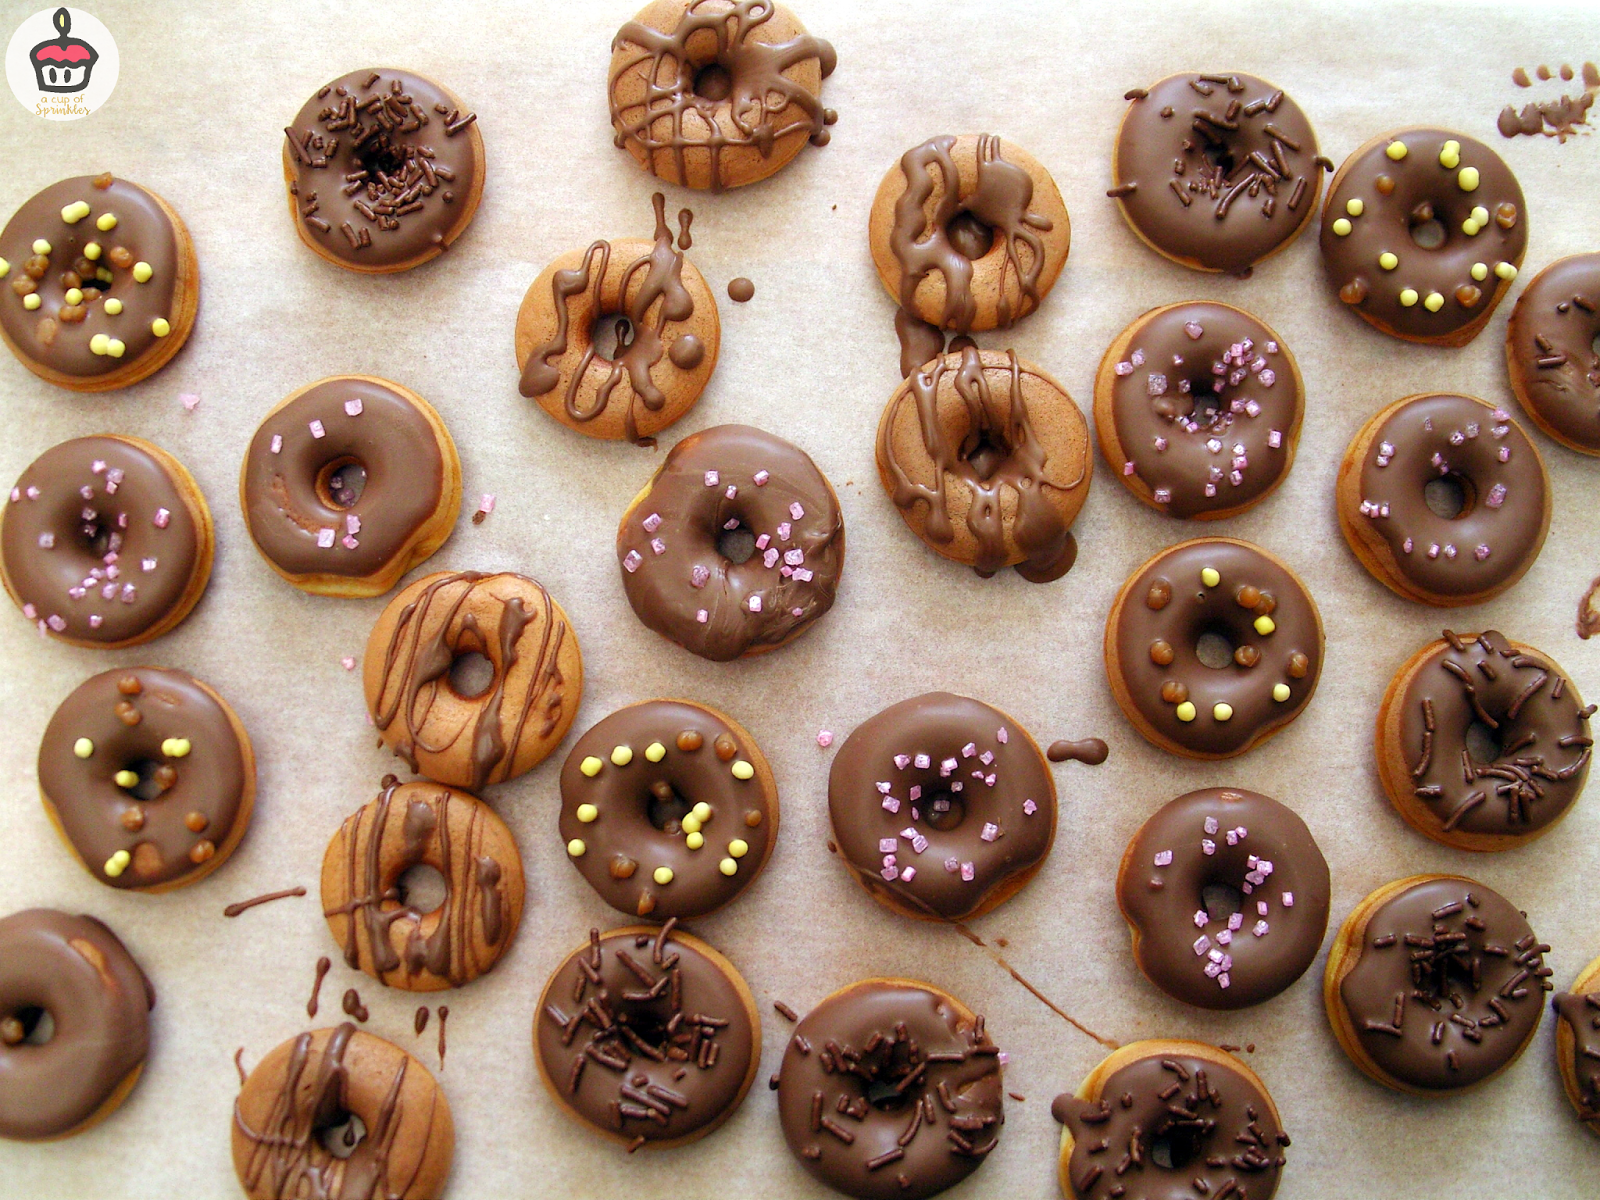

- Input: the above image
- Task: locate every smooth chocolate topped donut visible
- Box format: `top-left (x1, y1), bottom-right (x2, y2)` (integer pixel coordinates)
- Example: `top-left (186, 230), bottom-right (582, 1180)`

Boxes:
top-left (0, 909), bottom-right (153, 1142)
top-left (618, 424), bottom-right (844, 661)
top-left (828, 693), bottom-right (1056, 922)
top-left (1117, 789), bottom-right (1330, 1009)
top-left (1553, 986), bottom-right (1600, 1126)
top-left (1110, 72), bottom-right (1322, 275)
top-left (39, 667), bottom-right (253, 891)
top-left (1106, 538), bottom-right (1323, 758)
top-left (777, 980), bottom-right (1003, 1200)
top-left (534, 922), bottom-right (759, 1147)
top-left (1321, 129), bottom-right (1527, 345)
top-left (1505, 253), bottom-right (1600, 454)
top-left (559, 700), bottom-right (777, 920)
top-left (2, 435), bottom-right (211, 646)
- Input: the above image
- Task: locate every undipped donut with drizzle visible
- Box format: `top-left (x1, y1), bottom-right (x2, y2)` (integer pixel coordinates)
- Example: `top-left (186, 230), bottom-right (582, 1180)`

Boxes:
top-left (516, 193), bottom-right (718, 446)
top-left (1504, 252), bottom-right (1600, 455)
top-left (559, 700), bottom-right (777, 920)
top-left (1336, 393), bottom-right (1550, 606)
top-left (1116, 788), bottom-right (1330, 1009)
top-left (0, 909), bottom-right (154, 1142)
top-left (38, 666), bottom-right (255, 891)
top-left (1553, 951), bottom-right (1600, 1135)
top-left (618, 424), bottom-right (844, 661)
top-left (1104, 538), bottom-right (1323, 759)
top-left (241, 375), bottom-right (461, 597)
top-left (1108, 72), bottom-right (1323, 276)
top-left (1321, 129), bottom-right (1527, 346)
top-left (608, 0), bottom-right (836, 192)
top-left (363, 570), bottom-right (582, 790)
top-left (1376, 629), bottom-right (1592, 849)
top-left (877, 345), bottom-right (1091, 582)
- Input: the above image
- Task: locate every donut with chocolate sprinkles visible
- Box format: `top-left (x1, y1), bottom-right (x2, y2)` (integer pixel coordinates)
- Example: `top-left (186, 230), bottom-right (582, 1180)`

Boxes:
top-left (1504, 252), bottom-right (1600, 455)
top-left (1552, 951), bottom-right (1600, 1135)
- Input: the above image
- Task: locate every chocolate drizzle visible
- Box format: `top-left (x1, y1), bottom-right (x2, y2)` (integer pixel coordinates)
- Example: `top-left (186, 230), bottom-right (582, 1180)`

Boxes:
top-left (1553, 989), bottom-right (1600, 1121)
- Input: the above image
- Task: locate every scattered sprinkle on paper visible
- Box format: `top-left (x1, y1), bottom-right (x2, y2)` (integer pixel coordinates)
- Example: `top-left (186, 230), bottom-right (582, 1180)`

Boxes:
top-left (472, 493), bottom-right (496, 525)
top-left (179, 393), bottom-right (200, 412)
top-left (340, 656), bottom-right (356, 671)
top-left (816, 730), bottom-right (833, 747)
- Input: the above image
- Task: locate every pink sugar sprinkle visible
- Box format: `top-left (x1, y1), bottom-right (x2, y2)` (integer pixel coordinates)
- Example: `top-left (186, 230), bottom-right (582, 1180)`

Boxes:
top-left (341, 535), bottom-right (359, 550)
top-left (996, 727), bottom-right (1008, 744)
top-left (960, 862), bottom-right (975, 882)
top-left (36, 532), bottom-right (53, 548)
top-left (789, 502), bottom-right (805, 520)
top-left (723, 518), bottom-right (739, 530)
top-left (1499, 447), bottom-right (1511, 462)
top-left (980, 822), bottom-right (999, 842)
top-left (25, 486), bottom-right (39, 500)
top-left (643, 512), bottom-right (662, 532)
top-left (1130, 349), bottom-right (1145, 366)
top-left (141, 558), bottom-right (156, 572)
top-left (180, 393), bottom-right (200, 412)
top-left (690, 564), bottom-right (709, 587)
top-left (7, 488), bottom-right (16, 502)
top-left (1194, 935), bottom-right (1211, 955)
top-left (1193, 910), bottom-right (1208, 928)
top-left (1147, 374), bottom-right (1168, 397)
top-left (817, 730), bottom-right (834, 747)
top-left (1154, 436), bottom-right (1168, 452)
top-left (893, 754), bottom-right (910, 769)
top-left (1402, 537), bottom-right (1414, 554)
top-left (779, 565), bottom-right (794, 578)
top-left (880, 866), bottom-right (899, 881)
top-left (309, 420), bottom-right (325, 438)
top-left (623, 550), bottom-right (642, 572)
top-left (346, 513), bottom-right (361, 534)
top-left (914, 754), bottom-right (930, 769)
top-left (474, 493), bottom-right (495, 517)
top-left (900, 866), bottom-right (916, 882)
top-left (1443, 544), bottom-right (1457, 559)
top-left (1228, 912), bottom-right (1244, 931)
top-left (961, 742), bottom-right (976, 758)
top-left (68, 587), bottom-right (85, 599)
top-left (784, 548), bottom-right (804, 566)
top-left (1153, 849), bottom-right (1171, 866)
top-left (747, 595), bottom-right (762, 613)
top-left (1258, 369), bottom-right (1275, 387)
top-left (339, 656), bottom-right (356, 671)
top-left (876, 781), bottom-right (892, 794)
top-left (882, 797), bottom-right (900, 813)
top-left (1115, 361), bottom-right (1133, 376)
top-left (1475, 544), bottom-right (1491, 561)
top-left (979, 750), bottom-right (993, 765)
top-left (704, 471), bottom-right (719, 486)
top-left (879, 838), bottom-right (898, 853)
top-left (153, 508), bottom-right (170, 528)
top-left (940, 757), bottom-right (957, 776)
top-left (317, 528), bottom-right (335, 548)
top-left (1485, 483), bottom-right (1506, 508)
top-left (87, 614), bottom-right (102, 629)
top-left (651, 537), bottom-right (666, 556)
top-left (1282, 892), bottom-right (1294, 907)
top-left (21, 603), bottom-right (35, 619)
top-left (1184, 321), bottom-right (1204, 339)
top-left (1123, 460), bottom-right (1136, 476)
top-left (119, 584), bottom-right (135, 603)
top-left (344, 398), bottom-right (363, 417)
top-left (944, 857), bottom-right (960, 873)
top-left (725, 484), bottom-right (738, 499)
top-left (47, 613), bottom-right (66, 631)
top-left (1258, 900), bottom-right (1270, 916)
top-left (1217, 930), bottom-right (1232, 946)
top-left (91, 459), bottom-right (107, 474)
top-left (753, 470), bottom-right (769, 486)
top-left (754, 533), bottom-right (770, 550)
top-left (696, 609), bottom-right (708, 623)
top-left (1205, 961), bottom-right (1222, 978)
top-left (1153, 487), bottom-right (1171, 504)
top-left (270, 434), bottom-right (283, 454)
top-left (1201, 839), bottom-right (1215, 855)
top-left (1204, 816), bottom-right (1218, 834)
top-left (1204, 483), bottom-right (1217, 497)
top-left (1218, 973), bottom-right (1230, 989)
top-left (1253, 920), bottom-right (1269, 937)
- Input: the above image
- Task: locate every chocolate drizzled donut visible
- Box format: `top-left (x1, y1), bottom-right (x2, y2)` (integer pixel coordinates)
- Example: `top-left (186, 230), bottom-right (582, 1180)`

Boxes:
top-left (1553, 955), bottom-right (1600, 1132)
top-left (1505, 252), bottom-right (1600, 454)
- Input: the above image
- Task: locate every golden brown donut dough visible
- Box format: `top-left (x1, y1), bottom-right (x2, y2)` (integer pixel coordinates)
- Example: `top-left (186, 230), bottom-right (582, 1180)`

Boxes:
top-left (1555, 953), bottom-right (1600, 1135)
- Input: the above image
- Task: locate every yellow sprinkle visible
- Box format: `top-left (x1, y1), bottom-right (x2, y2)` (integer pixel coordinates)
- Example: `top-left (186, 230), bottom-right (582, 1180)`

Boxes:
top-left (1470, 206), bottom-right (1489, 225)
top-left (1175, 701), bottom-right (1197, 723)
top-left (645, 741), bottom-right (666, 762)
top-left (1254, 615), bottom-right (1277, 636)
top-left (1200, 567), bottom-right (1220, 588)
top-left (1457, 166), bottom-right (1480, 192)
top-left (83, 242), bottom-right (101, 260)
top-left (1461, 219), bottom-right (1481, 237)
top-left (104, 298), bottom-right (123, 315)
top-left (1378, 251), bottom-right (1398, 271)
top-left (162, 737), bottom-right (191, 758)
top-left (1438, 140), bottom-right (1461, 169)
top-left (61, 200), bottom-right (91, 223)
top-left (23, 293), bottom-right (41, 311)
top-left (718, 857), bottom-right (738, 876)
top-left (580, 756), bottom-right (603, 776)
top-left (32, 238), bottom-right (51, 255)
top-left (1399, 288), bottom-right (1419, 307)
top-left (150, 317), bottom-right (170, 337)
top-left (132, 261), bottom-right (153, 283)
top-left (96, 213), bottom-right (118, 231)
top-left (103, 849), bottom-right (131, 878)
top-left (653, 866), bottom-right (674, 885)
top-left (114, 769), bottom-right (139, 788)
top-left (1471, 262), bottom-right (1489, 282)
top-left (1345, 198), bottom-right (1364, 217)
top-left (610, 744), bottom-right (633, 766)
top-left (1331, 217), bottom-right (1352, 237)
top-left (1494, 261), bottom-right (1518, 281)
top-left (1424, 291), bottom-right (1445, 313)
top-left (106, 338), bottom-right (126, 358)
top-left (1272, 683), bottom-right (1292, 702)
top-left (729, 839), bottom-right (749, 858)
top-left (73, 737), bottom-right (94, 758)
top-left (0, 258), bottom-right (8, 278)
top-left (1386, 140), bottom-right (1408, 160)
top-left (681, 814), bottom-right (702, 835)
top-left (576, 803), bottom-right (598, 823)
top-left (1213, 703), bottom-right (1234, 722)
top-left (89, 333), bottom-right (110, 354)
top-left (96, 266), bottom-right (112, 283)
top-left (566, 838), bottom-right (586, 857)
top-left (692, 802), bottom-right (712, 823)
top-left (731, 759), bottom-right (754, 780)
top-left (64, 288), bottom-right (83, 306)
top-left (686, 831), bottom-right (704, 850)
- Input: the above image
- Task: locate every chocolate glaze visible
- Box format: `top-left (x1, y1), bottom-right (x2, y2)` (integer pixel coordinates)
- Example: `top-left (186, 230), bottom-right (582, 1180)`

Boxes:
top-left (1505, 253), bottom-right (1600, 453)
top-left (1553, 989), bottom-right (1600, 1121)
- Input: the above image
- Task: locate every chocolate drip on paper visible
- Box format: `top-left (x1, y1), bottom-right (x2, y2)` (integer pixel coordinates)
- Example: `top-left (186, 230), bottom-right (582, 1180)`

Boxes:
top-left (224, 887), bottom-right (307, 918)
top-left (1047, 738), bottom-right (1108, 765)
top-left (307, 957), bottom-right (331, 1018)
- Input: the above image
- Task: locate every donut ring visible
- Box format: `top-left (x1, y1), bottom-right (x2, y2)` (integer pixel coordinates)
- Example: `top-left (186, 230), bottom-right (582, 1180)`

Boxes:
top-left (515, 193), bottom-right (719, 446)
top-left (241, 375), bottom-right (461, 597)
top-left (1336, 393), bottom-right (1550, 606)
top-left (2, 435), bottom-right (213, 648)
top-left (1116, 788), bottom-right (1330, 1010)
top-left (608, 0), bottom-right (836, 193)
top-left (0, 174), bottom-right (198, 392)
top-left (1321, 128), bottom-right (1527, 346)
top-left (877, 346), bottom-right (1091, 582)
top-left (559, 700), bottom-right (777, 920)
top-left (1095, 302), bottom-right (1304, 519)
top-left (1104, 537), bottom-right (1323, 759)
top-left (232, 1023), bottom-right (454, 1199)
top-left (1553, 952), bottom-right (1600, 1135)
top-left (363, 570), bottom-right (583, 790)
top-left (1504, 252), bottom-right (1600, 455)
top-left (618, 424), bottom-right (844, 661)
top-left (0, 909), bottom-right (153, 1142)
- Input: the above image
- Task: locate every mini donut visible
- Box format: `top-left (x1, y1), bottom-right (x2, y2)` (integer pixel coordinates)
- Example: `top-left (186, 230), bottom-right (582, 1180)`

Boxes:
top-left (1095, 302), bottom-right (1304, 519)
top-left (0, 909), bottom-right (153, 1142)
top-left (1376, 629), bottom-right (1592, 850)
top-left (877, 346), bottom-right (1091, 582)
top-left (1336, 393), bottom-right (1550, 606)
top-left (515, 192), bottom-right (719, 446)
top-left (1116, 788), bottom-right (1330, 1010)
top-left (363, 570), bottom-right (583, 790)
top-left (533, 921), bottom-right (760, 1148)
top-left (869, 134), bottom-right (1070, 375)
top-left (241, 375), bottom-right (461, 597)
top-left (1052, 1039), bottom-right (1289, 1200)
top-left (283, 68), bottom-right (483, 272)
top-left (1, 434), bottom-right (213, 647)
top-left (776, 977), bottom-right (1004, 1200)
top-left (1553, 952), bottom-right (1600, 1134)
top-left (321, 777), bottom-right (524, 991)
top-left (0, 173), bottom-right (198, 392)
top-left (559, 700), bottom-right (777, 920)
top-left (1321, 128), bottom-right (1527, 346)
top-left (232, 1023), bottom-right (454, 1199)
top-left (1504, 252), bottom-right (1600, 454)
top-left (1104, 537), bottom-right (1323, 759)
top-left (38, 666), bottom-right (255, 892)
top-left (608, 0), bottom-right (836, 193)
top-left (1109, 71), bottom-right (1323, 276)
top-left (1324, 874), bottom-right (1550, 1094)
top-left (618, 424), bottom-right (844, 661)
top-left (827, 692), bottom-right (1057, 922)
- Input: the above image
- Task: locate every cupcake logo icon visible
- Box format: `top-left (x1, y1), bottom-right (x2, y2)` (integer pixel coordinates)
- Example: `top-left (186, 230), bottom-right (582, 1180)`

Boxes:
top-left (31, 8), bottom-right (97, 92)
top-left (6, 7), bottom-right (118, 120)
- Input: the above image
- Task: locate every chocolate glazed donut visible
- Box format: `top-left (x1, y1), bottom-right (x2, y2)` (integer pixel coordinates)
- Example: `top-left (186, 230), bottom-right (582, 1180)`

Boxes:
top-left (1505, 252), bottom-right (1600, 454)
top-left (1553, 953), bottom-right (1600, 1134)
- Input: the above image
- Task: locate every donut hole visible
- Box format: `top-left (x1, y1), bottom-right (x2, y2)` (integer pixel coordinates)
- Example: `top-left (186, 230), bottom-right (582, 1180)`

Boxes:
top-left (589, 313), bottom-right (636, 363)
top-left (1464, 720), bottom-right (1503, 765)
top-left (716, 523), bottom-right (757, 565)
top-left (396, 863), bottom-right (448, 915)
top-left (692, 63), bottom-right (733, 103)
top-left (1201, 882), bottom-right (1245, 924)
top-left (447, 651), bottom-right (496, 699)
top-left (315, 457), bottom-right (368, 509)
top-left (355, 132), bottom-right (408, 180)
top-left (1423, 473), bottom-right (1475, 520)
top-left (647, 779), bottom-right (693, 834)
top-left (1195, 630), bottom-right (1237, 670)
top-left (923, 791), bottom-right (966, 832)
top-left (118, 758), bottom-right (174, 802)
top-left (863, 1077), bottom-right (914, 1112)
top-left (74, 513), bottom-right (115, 558)
top-left (1408, 210), bottom-right (1448, 250)
top-left (1149, 1126), bottom-right (1205, 1171)
top-left (944, 210), bottom-right (996, 262)
top-left (1200, 138), bottom-right (1237, 178)
top-left (960, 427), bottom-right (1012, 483)
top-left (0, 1006), bottom-right (53, 1046)
top-left (317, 1111), bottom-right (368, 1160)
top-left (1590, 331), bottom-right (1600, 359)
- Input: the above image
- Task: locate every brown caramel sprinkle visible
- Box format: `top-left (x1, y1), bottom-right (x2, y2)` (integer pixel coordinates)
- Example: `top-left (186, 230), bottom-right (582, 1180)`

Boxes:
top-left (116, 676), bottom-right (142, 696)
top-left (57, 305), bottom-right (86, 324)
top-left (12, 275), bottom-right (37, 296)
top-left (107, 246), bottom-right (132, 269)
top-left (1235, 584), bottom-right (1261, 609)
top-left (744, 809), bottom-right (763, 828)
top-left (153, 765), bottom-right (177, 790)
top-left (24, 255), bottom-right (48, 278)
top-left (1287, 652), bottom-right (1309, 679)
top-left (34, 318), bottom-right (57, 346)
top-left (188, 840), bottom-right (215, 864)
top-left (0, 1016), bottom-right (24, 1045)
top-left (713, 733), bottom-right (737, 762)
top-left (1234, 645), bottom-right (1261, 668)
top-left (1161, 680), bottom-right (1189, 704)
top-left (184, 811), bottom-right (208, 833)
top-left (61, 270), bottom-right (81, 289)
top-left (1375, 174), bottom-right (1395, 195)
top-left (1150, 639), bottom-right (1175, 666)
top-left (636, 892), bottom-right (656, 916)
top-left (675, 730), bottom-right (703, 752)
top-left (115, 701), bottom-right (141, 726)
top-left (92, 172), bottom-right (113, 189)
top-left (119, 807), bottom-right (145, 832)
top-left (1253, 591), bottom-right (1276, 615)
top-left (1495, 203), bottom-right (1518, 229)
top-left (1340, 279), bottom-right (1368, 305)
top-left (1146, 581), bottom-right (1172, 610)
top-left (1456, 285), bottom-right (1482, 308)
top-left (609, 854), bottom-right (638, 880)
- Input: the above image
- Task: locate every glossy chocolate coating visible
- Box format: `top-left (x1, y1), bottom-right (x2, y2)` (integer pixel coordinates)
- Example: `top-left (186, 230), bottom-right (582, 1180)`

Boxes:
top-left (1553, 989), bottom-right (1600, 1119)
top-left (1506, 253), bottom-right (1600, 452)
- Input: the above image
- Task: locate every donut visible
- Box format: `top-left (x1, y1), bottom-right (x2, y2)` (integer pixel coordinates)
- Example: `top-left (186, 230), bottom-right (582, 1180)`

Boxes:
top-left (1320, 129), bottom-right (1527, 346)
top-left (0, 909), bottom-right (153, 1142)
top-left (1553, 952), bottom-right (1600, 1134)
top-left (241, 375), bottom-right (461, 597)
top-left (876, 345), bottom-right (1091, 582)
top-left (321, 776), bottom-right (524, 991)
top-left (1094, 302), bottom-right (1304, 519)
top-left (618, 424), bottom-right (844, 661)
top-left (38, 666), bottom-right (255, 891)
top-left (1115, 788), bottom-right (1330, 1009)
top-left (2, 435), bottom-right (213, 647)
top-left (827, 692), bottom-right (1058, 922)
top-left (1504, 252), bottom-right (1600, 454)
top-left (1052, 1039), bottom-right (1289, 1200)
top-left (283, 68), bottom-right (483, 273)
top-left (558, 700), bottom-right (778, 920)
top-left (1323, 874), bottom-right (1550, 1093)
top-left (608, 0), bottom-right (836, 193)
top-left (1376, 629), bottom-right (1592, 849)
top-left (1104, 537), bottom-right (1323, 759)
top-left (232, 1023), bottom-right (454, 1198)
top-left (533, 921), bottom-right (760, 1149)
top-left (515, 192), bottom-right (718, 446)
top-left (776, 978), bottom-right (1003, 1200)
top-left (363, 570), bottom-right (583, 790)
top-left (0, 173), bottom-right (198, 391)
top-left (1108, 72), bottom-right (1323, 276)
top-left (1335, 393), bottom-right (1550, 606)
top-left (869, 134), bottom-right (1070, 375)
